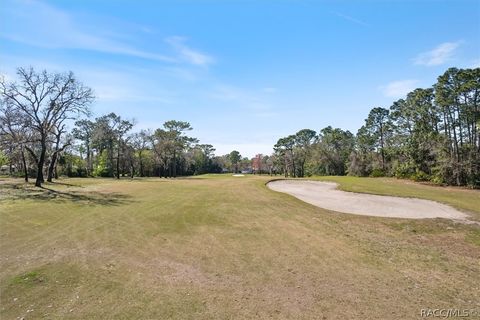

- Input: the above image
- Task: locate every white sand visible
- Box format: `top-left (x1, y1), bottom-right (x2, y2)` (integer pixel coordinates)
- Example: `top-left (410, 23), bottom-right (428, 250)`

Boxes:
top-left (267, 180), bottom-right (468, 220)
top-left (232, 174), bottom-right (245, 177)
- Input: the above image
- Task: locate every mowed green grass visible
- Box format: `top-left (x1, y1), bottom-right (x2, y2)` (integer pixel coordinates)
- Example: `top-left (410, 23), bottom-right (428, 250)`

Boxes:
top-left (0, 175), bottom-right (479, 319)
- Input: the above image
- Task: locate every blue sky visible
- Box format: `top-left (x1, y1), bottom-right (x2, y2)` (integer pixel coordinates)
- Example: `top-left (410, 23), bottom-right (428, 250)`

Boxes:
top-left (1, 0), bottom-right (479, 157)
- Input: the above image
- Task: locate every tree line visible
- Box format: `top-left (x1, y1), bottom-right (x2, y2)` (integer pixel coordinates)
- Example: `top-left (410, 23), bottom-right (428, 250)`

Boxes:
top-left (272, 67), bottom-right (480, 187)
top-left (0, 67), bottom-right (252, 186)
top-left (2, 66), bottom-right (478, 187)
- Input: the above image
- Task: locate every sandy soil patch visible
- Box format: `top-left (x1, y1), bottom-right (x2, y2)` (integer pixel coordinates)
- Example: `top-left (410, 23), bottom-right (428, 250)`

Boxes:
top-left (267, 180), bottom-right (469, 220)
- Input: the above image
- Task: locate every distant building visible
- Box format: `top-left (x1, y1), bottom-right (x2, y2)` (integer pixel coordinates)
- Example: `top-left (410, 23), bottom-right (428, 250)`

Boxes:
top-left (251, 154), bottom-right (263, 174)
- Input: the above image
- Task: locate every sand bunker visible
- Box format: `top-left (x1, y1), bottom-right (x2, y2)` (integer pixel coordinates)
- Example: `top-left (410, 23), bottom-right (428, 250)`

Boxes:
top-left (267, 180), bottom-right (468, 220)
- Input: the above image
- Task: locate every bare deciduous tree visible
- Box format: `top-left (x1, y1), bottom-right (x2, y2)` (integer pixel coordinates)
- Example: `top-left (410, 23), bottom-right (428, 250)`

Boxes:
top-left (1, 67), bottom-right (94, 186)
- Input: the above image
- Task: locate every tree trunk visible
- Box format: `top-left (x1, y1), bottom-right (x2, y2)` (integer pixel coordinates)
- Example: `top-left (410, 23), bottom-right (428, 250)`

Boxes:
top-left (139, 151), bottom-right (144, 177)
top-left (47, 152), bottom-right (58, 182)
top-left (21, 146), bottom-right (28, 182)
top-left (173, 149), bottom-right (177, 177)
top-left (35, 138), bottom-right (46, 187)
top-left (116, 144), bottom-right (121, 179)
top-left (291, 151), bottom-right (296, 178)
top-left (86, 143), bottom-right (91, 176)
top-left (379, 123), bottom-right (386, 170)
top-left (47, 131), bottom-right (68, 182)
top-left (109, 143), bottom-right (114, 177)
top-left (8, 145), bottom-right (13, 175)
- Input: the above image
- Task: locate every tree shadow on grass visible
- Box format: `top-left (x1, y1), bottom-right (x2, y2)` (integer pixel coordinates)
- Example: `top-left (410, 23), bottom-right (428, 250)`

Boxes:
top-left (0, 183), bottom-right (133, 206)
top-left (174, 176), bottom-right (208, 180)
top-left (49, 181), bottom-right (85, 188)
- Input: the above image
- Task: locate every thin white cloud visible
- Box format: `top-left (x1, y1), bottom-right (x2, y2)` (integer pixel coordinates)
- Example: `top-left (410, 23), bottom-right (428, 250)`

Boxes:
top-left (165, 36), bottom-right (214, 66)
top-left (95, 87), bottom-right (176, 104)
top-left (1, 53), bottom-right (181, 109)
top-left (74, 68), bottom-right (180, 105)
top-left (0, 0), bottom-right (172, 62)
top-left (413, 41), bottom-right (461, 66)
top-left (380, 80), bottom-right (419, 98)
top-left (334, 12), bottom-right (369, 27)
top-left (1, 1), bottom-right (215, 66)
top-left (162, 67), bottom-right (199, 82)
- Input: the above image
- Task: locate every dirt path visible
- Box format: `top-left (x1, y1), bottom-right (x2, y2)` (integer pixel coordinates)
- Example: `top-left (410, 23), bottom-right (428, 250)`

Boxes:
top-left (267, 180), bottom-right (469, 220)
